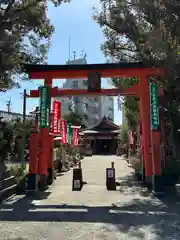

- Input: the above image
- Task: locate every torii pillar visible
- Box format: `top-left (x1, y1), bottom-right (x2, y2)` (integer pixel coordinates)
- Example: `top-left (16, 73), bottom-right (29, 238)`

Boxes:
top-left (38, 77), bottom-right (53, 190)
top-left (28, 112), bottom-right (39, 191)
top-left (139, 74), bottom-right (164, 195)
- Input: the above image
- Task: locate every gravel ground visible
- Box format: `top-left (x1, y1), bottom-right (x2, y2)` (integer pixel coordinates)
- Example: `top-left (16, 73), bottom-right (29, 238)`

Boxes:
top-left (0, 156), bottom-right (180, 240)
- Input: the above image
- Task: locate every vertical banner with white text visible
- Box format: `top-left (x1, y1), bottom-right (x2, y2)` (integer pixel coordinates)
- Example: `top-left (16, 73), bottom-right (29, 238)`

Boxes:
top-left (67, 122), bottom-right (72, 144)
top-left (149, 83), bottom-right (160, 131)
top-left (60, 120), bottom-right (67, 144)
top-left (39, 85), bottom-right (51, 128)
top-left (52, 100), bottom-right (61, 134)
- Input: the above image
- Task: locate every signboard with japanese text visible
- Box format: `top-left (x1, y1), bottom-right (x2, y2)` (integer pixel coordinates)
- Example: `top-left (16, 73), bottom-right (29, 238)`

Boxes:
top-left (60, 120), bottom-right (67, 144)
top-left (39, 85), bottom-right (51, 128)
top-left (67, 122), bottom-right (72, 144)
top-left (52, 100), bottom-right (61, 134)
top-left (88, 72), bottom-right (101, 92)
top-left (150, 83), bottom-right (160, 131)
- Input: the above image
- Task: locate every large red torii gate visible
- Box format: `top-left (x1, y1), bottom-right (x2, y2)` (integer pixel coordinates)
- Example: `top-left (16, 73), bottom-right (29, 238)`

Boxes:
top-left (24, 62), bottom-right (165, 194)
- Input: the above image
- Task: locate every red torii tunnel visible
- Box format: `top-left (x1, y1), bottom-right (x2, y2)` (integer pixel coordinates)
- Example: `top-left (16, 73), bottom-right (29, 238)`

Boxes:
top-left (24, 62), bottom-right (165, 194)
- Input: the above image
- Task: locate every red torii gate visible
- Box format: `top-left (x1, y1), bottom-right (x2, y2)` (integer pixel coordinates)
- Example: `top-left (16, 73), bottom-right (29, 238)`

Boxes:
top-left (24, 62), bottom-right (165, 194)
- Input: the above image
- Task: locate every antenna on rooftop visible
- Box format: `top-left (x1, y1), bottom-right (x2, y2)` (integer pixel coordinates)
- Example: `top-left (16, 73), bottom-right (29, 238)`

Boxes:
top-left (6, 97), bottom-right (12, 113)
top-left (73, 51), bottom-right (76, 60)
top-left (80, 49), bottom-right (84, 58)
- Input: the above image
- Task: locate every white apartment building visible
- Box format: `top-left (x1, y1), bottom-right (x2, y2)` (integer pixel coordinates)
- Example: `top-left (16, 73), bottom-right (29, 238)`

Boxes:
top-left (100, 96), bottom-right (114, 121)
top-left (56, 57), bottom-right (114, 127)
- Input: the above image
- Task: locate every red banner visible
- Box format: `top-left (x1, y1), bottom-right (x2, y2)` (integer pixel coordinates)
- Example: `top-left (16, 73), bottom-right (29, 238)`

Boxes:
top-left (73, 128), bottom-right (79, 146)
top-left (60, 120), bottom-right (67, 144)
top-left (52, 100), bottom-right (61, 134)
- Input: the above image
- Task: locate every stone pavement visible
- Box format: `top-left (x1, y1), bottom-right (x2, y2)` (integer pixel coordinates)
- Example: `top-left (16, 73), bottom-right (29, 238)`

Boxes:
top-left (0, 156), bottom-right (180, 239)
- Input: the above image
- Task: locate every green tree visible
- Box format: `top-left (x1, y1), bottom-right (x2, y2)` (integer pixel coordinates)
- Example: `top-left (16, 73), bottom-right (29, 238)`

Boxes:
top-left (0, 118), bottom-right (34, 162)
top-left (9, 118), bottom-right (34, 158)
top-left (0, 0), bottom-right (71, 92)
top-left (119, 124), bottom-right (129, 145)
top-left (112, 76), bottom-right (139, 130)
top-left (63, 112), bottom-right (86, 128)
top-left (94, 0), bottom-right (180, 159)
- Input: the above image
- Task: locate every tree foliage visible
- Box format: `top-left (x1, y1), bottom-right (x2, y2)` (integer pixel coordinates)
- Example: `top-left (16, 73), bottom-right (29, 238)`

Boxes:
top-left (63, 112), bottom-right (86, 128)
top-left (0, 0), bottom-right (71, 91)
top-left (0, 117), bottom-right (34, 167)
top-left (94, 0), bottom-right (180, 156)
top-left (113, 76), bottom-right (139, 128)
top-left (119, 124), bottom-right (129, 145)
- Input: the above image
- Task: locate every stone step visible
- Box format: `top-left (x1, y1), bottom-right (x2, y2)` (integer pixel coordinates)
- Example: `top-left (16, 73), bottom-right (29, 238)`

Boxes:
top-left (2, 176), bottom-right (16, 190)
top-left (0, 184), bottom-right (17, 202)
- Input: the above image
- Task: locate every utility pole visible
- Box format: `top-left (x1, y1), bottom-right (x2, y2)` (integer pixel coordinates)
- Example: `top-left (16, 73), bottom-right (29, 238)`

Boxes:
top-left (6, 97), bottom-right (11, 113)
top-left (23, 89), bottom-right (26, 124)
top-left (21, 89), bottom-right (27, 162)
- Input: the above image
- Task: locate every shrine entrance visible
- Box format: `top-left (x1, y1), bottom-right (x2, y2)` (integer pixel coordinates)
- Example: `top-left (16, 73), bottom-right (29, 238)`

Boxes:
top-left (24, 62), bottom-right (165, 195)
top-left (81, 116), bottom-right (119, 155)
top-left (96, 139), bottom-right (114, 155)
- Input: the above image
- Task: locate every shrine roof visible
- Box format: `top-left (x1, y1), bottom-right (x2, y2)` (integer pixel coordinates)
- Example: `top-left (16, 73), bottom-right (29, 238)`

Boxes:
top-left (81, 117), bottom-right (120, 134)
top-left (24, 62), bottom-right (162, 73)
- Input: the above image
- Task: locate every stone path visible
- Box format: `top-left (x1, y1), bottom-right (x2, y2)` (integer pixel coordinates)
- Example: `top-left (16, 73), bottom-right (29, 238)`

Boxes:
top-left (0, 156), bottom-right (180, 239)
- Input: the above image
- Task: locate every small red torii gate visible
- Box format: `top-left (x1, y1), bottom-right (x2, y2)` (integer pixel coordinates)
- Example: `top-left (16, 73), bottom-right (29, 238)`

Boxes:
top-left (24, 62), bottom-right (165, 194)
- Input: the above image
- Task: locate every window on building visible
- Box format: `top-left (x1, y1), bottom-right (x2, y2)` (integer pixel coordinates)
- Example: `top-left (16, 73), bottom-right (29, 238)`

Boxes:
top-left (108, 110), bottom-right (113, 118)
top-left (108, 116), bottom-right (113, 121)
top-left (73, 81), bottom-right (78, 89)
top-left (93, 107), bottom-right (99, 114)
top-left (83, 80), bottom-right (88, 86)
top-left (74, 96), bottom-right (79, 103)
top-left (108, 107), bottom-right (114, 112)
top-left (94, 96), bottom-right (99, 102)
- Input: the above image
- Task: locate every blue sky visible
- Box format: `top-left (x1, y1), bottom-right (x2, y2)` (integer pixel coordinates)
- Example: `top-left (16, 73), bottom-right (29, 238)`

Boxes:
top-left (0, 0), bottom-right (122, 125)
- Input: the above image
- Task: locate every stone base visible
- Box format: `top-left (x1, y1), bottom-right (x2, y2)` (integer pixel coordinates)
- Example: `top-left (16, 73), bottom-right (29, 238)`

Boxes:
top-left (85, 150), bottom-right (92, 156)
top-left (175, 184), bottom-right (180, 196)
top-left (134, 169), bottom-right (142, 181)
top-left (72, 168), bottom-right (83, 191)
top-left (146, 176), bottom-right (152, 189)
top-left (152, 174), bottom-right (164, 196)
top-left (38, 175), bottom-right (48, 191)
top-left (54, 170), bottom-right (57, 179)
top-left (47, 168), bottom-right (54, 185)
top-left (141, 168), bottom-right (146, 182)
top-left (27, 174), bottom-right (38, 191)
top-left (106, 168), bottom-right (116, 191)
top-left (106, 178), bottom-right (116, 190)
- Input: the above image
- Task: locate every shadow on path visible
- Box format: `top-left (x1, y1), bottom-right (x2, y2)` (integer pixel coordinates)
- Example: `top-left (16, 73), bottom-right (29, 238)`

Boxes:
top-left (0, 190), bottom-right (180, 239)
top-left (1, 171), bottom-right (180, 239)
